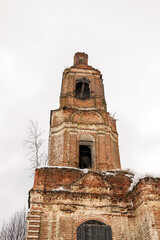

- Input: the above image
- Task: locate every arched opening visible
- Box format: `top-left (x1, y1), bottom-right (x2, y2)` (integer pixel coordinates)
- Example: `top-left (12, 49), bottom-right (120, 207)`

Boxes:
top-left (77, 220), bottom-right (112, 240)
top-left (79, 144), bottom-right (92, 169)
top-left (75, 79), bottom-right (90, 100)
top-left (79, 135), bottom-right (95, 169)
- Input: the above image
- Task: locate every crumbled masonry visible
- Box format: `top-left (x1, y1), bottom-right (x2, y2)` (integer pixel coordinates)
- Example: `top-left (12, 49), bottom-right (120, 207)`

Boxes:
top-left (26, 53), bottom-right (160, 240)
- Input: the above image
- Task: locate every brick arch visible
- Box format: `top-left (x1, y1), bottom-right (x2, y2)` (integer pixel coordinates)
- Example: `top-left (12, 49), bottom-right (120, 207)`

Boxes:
top-left (79, 134), bottom-right (95, 142)
top-left (71, 110), bottom-right (105, 124)
top-left (77, 132), bottom-right (96, 142)
top-left (72, 215), bottom-right (111, 240)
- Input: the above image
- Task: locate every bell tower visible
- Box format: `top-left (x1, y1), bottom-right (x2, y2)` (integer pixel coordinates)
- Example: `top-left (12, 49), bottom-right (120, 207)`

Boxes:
top-left (60, 52), bottom-right (106, 110)
top-left (48, 52), bottom-right (121, 170)
top-left (26, 53), bottom-right (160, 240)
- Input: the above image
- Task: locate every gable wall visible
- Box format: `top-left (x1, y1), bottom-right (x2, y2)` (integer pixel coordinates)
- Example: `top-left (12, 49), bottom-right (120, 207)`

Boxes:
top-left (26, 168), bottom-right (160, 240)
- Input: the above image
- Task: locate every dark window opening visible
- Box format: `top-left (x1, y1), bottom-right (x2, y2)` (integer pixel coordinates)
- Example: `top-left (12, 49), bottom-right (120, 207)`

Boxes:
top-left (75, 81), bottom-right (90, 100)
top-left (79, 145), bottom-right (92, 169)
top-left (77, 220), bottom-right (112, 240)
top-left (78, 58), bottom-right (83, 64)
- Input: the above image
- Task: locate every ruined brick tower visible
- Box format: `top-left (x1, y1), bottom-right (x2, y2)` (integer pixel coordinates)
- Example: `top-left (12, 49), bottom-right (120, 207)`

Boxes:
top-left (48, 52), bottom-right (121, 171)
top-left (26, 53), bottom-right (160, 240)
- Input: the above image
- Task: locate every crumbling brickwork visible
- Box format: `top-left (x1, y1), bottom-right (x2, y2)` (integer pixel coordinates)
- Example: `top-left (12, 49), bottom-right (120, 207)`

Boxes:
top-left (48, 108), bottom-right (121, 170)
top-left (26, 168), bottom-right (160, 239)
top-left (26, 53), bottom-right (160, 240)
top-left (48, 53), bottom-right (121, 170)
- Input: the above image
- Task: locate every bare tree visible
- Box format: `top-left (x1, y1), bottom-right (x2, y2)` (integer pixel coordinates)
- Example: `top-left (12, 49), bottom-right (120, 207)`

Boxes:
top-left (23, 120), bottom-right (48, 175)
top-left (0, 209), bottom-right (26, 240)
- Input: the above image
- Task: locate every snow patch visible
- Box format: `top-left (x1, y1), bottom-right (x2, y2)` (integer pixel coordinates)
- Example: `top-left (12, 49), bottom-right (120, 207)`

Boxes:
top-left (128, 172), bottom-right (160, 191)
top-left (56, 186), bottom-right (64, 191)
top-left (130, 201), bottom-right (133, 206)
top-left (101, 169), bottom-right (133, 178)
top-left (37, 165), bottom-right (89, 173)
top-left (53, 187), bottom-right (73, 193)
top-left (81, 168), bottom-right (89, 174)
top-left (102, 171), bottom-right (117, 176)
top-left (125, 174), bottom-right (133, 178)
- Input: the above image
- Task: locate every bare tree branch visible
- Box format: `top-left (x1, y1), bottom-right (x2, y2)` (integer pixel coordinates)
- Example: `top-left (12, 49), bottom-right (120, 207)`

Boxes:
top-left (0, 208), bottom-right (26, 240)
top-left (23, 120), bottom-right (48, 176)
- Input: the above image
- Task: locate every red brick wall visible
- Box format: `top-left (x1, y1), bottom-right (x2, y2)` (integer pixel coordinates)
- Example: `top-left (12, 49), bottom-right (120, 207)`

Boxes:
top-left (26, 169), bottom-right (160, 240)
top-left (48, 53), bottom-right (120, 171)
top-left (60, 67), bottom-right (106, 110)
top-left (26, 53), bottom-right (160, 240)
top-left (48, 108), bottom-right (120, 170)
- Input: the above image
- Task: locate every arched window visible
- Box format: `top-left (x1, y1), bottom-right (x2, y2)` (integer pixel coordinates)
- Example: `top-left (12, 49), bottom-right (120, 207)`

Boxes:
top-left (79, 144), bottom-right (92, 169)
top-left (75, 79), bottom-right (90, 100)
top-left (77, 220), bottom-right (112, 240)
top-left (79, 134), bottom-right (95, 169)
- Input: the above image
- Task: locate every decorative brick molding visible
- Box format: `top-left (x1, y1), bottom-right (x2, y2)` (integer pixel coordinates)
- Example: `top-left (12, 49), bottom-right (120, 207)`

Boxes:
top-left (26, 53), bottom-right (160, 240)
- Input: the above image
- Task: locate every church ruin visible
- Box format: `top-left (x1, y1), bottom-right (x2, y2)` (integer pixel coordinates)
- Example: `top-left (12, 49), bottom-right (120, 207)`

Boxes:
top-left (26, 53), bottom-right (160, 240)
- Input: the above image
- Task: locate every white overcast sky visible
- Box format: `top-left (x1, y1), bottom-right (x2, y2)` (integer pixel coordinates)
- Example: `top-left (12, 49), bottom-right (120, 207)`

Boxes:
top-left (0, 0), bottom-right (160, 228)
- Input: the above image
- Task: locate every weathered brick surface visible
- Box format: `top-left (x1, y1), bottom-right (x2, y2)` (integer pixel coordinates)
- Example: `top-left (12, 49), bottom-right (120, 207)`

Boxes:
top-left (26, 53), bottom-right (160, 239)
top-left (26, 168), bottom-right (160, 240)
top-left (48, 108), bottom-right (121, 170)
top-left (48, 52), bottom-right (121, 170)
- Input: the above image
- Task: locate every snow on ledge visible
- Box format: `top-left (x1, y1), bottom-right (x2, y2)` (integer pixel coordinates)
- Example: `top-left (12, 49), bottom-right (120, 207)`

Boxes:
top-left (53, 187), bottom-right (74, 193)
top-left (37, 166), bottom-right (134, 176)
top-left (102, 169), bottom-right (134, 177)
top-left (37, 166), bottom-right (135, 178)
top-left (37, 165), bottom-right (89, 173)
top-left (36, 166), bottom-right (160, 192)
top-left (128, 172), bottom-right (160, 192)
top-left (55, 186), bottom-right (64, 191)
